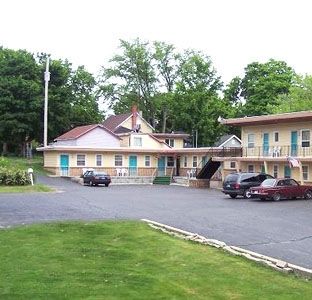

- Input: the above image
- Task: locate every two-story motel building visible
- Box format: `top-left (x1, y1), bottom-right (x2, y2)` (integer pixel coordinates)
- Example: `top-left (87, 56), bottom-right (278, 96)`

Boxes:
top-left (217, 111), bottom-right (312, 184)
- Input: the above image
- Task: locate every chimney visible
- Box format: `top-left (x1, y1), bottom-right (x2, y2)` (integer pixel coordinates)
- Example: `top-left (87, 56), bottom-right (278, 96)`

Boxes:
top-left (131, 105), bottom-right (138, 131)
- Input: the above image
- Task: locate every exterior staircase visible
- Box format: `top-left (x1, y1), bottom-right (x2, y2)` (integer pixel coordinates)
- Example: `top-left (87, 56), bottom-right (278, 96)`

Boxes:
top-left (153, 176), bottom-right (171, 185)
top-left (196, 158), bottom-right (221, 180)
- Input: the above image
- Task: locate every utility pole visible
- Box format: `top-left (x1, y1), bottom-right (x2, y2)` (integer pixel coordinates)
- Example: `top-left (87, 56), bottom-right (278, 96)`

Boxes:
top-left (43, 56), bottom-right (50, 147)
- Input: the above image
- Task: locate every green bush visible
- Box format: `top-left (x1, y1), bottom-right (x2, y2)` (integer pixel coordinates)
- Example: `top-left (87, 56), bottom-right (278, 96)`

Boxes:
top-left (0, 167), bottom-right (31, 186)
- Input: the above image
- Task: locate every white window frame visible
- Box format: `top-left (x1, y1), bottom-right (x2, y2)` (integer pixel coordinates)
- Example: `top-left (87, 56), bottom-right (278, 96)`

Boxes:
top-left (184, 156), bottom-right (188, 168)
top-left (77, 154), bottom-right (86, 167)
top-left (192, 156), bottom-right (198, 168)
top-left (96, 154), bottom-right (102, 167)
top-left (301, 129), bottom-right (310, 148)
top-left (273, 165), bottom-right (278, 178)
top-left (274, 131), bottom-right (279, 143)
top-left (247, 164), bottom-right (254, 172)
top-left (165, 138), bottom-right (175, 147)
top-left (302, 165), bottom-right (309, 181)
top-left (133, 137), bottom-right (142, 147)
top-left (230, 161), bottom-right (236, 169)
top-left (145, 155), bottom-right (151, 167)
top-left (167, 156), bottom-right (175, 167)
top-left (247, 133), bottom-right (255, 148)
top-left (115, 155), bottom-right (123, 167)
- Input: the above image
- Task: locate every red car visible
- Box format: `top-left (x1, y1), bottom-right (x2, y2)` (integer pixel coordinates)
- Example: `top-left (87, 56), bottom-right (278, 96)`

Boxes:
top-left (250, 178), bottom-right (312, 201)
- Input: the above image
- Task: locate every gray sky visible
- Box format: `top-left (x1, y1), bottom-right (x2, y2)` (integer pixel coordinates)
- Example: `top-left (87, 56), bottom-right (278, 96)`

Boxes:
top-left (1, 0), bottom-right (311, 84)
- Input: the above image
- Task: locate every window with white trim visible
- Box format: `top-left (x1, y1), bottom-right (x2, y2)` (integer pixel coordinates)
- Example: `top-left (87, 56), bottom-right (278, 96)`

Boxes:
top-left (133, 137), bottom-right (142, 147)
top-left (302, 165), bottom-right (309, 181)
top-left (165, 139), bottom-right (175, 147)
top-left (145, 156), bottom-right (150, 167)
top-left (192, 156), bottom-right (197, 168)
top-left (247, 164), bottom-right (254, 172)
top-left (96, 154), bottom-right (102, 166)
top-left (273, 165), bottom-right (278, 178)
top-left (167, 156), bottom-right (175, 167)
top-left (77, 154), bottom-right (86, 166)
top-left (247, 134), bottom-right (255, 148)
top-left (115, 155), bottom-right (123, 166)
top-left (302, 130), bottom-right (310, 147)
top-left (184, 156), bottom-right (188, 168)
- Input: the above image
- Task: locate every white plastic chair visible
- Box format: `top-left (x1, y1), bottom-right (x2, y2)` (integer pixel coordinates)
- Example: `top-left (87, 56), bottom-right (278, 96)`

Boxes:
top-left (116, 168), bottom-right (122, 176)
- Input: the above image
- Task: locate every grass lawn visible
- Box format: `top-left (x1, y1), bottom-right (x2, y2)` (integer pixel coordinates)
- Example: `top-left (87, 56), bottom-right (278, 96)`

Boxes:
top-left (0, 221), bottom-right (311, 299)
top-left (0, 184), bottom-right (53, 193)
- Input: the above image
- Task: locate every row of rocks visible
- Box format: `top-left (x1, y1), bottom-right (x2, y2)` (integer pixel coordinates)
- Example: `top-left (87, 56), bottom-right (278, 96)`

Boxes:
top-left (142, 219), bottom-right (312, 279)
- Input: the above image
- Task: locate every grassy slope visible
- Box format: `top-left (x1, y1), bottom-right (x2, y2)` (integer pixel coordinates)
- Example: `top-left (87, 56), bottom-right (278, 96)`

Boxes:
top-left (0, 221), bottom-right (311, 299)
top-left (0, 156), bottom-right (53, 193)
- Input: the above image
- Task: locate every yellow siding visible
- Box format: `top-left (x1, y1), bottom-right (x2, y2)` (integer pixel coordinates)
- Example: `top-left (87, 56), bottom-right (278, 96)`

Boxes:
top-left (44, 152), bottom-right (59, 167)
top-left (120, 136), bottom-right (129, 147)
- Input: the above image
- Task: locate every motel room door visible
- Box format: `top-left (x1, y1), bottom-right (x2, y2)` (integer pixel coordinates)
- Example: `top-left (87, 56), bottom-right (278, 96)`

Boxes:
top-left (291, 131), bottom-right (298, 156)
top-left (158, 156), bottom-right (166, 176)
top-left (129, 155), bottom-right (138, 176)
top-left (263, 133), bottom-right (269, 156)
top-left (60, 154), bottom-right (69, 177)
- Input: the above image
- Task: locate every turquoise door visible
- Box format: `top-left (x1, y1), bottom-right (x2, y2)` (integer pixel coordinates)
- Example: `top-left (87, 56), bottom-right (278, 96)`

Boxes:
top-left (291, 131), bottom-right (298, 156)
top-left (263, 133), bottom-right (269, 156)
top-left (60, 154), bottom-right (69, 176)
top-left (129, 156), bottom-right (137, 176)
top-left (202, 156), bottom-right (208, 166)
top-left (284, 165), bottom-right (291, 178)
top-left (158, 156), bottom-right (166, 176)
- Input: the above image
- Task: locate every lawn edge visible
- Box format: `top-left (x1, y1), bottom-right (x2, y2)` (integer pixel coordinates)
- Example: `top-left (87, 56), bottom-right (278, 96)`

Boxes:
top-left (141, 218), bottom-right (312, 279)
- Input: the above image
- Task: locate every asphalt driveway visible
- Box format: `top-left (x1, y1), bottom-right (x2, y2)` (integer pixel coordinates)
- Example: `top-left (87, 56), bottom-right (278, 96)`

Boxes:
top-left (1, 175), bottom-right (312, 269)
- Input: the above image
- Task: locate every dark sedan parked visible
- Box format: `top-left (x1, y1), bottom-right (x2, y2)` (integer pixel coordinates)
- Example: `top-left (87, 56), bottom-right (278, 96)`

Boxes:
top-left (83, 171), bottom-right (111, 187)
top-left (250, 178), bottom-right (312, 201)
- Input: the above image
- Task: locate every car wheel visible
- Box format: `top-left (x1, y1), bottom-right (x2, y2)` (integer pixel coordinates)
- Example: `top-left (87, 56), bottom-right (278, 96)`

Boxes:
top-left (89, 181), bottom-right (93, 186)
top-left (273, 193), bottom-right (281, 201)
top-left (304, 190), bottom-right (312, 200)
top-left (243, 189), bottom-right (252, 199)
top-left (229, 194), bottom-right (237, 199)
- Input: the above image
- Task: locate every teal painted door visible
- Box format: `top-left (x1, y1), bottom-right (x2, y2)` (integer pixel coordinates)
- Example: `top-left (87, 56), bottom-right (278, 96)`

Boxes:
top-left (158, 156), bottom-right (166, 176)
top-left (291, 131), bottom-right (298, 156)
top-left (129, 155), bottom-right (137, 176)
top-left (263, 133), bottom-right (269, 156)
top-left (202, 156), bottom-right (208, 166)
top-left (284, 165), bottom-right (291, 178)
top-left (60, 154), bottom-right (69, 176)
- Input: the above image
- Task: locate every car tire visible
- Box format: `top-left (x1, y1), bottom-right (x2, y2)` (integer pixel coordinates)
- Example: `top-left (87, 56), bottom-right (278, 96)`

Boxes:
top-left (229, 194), bottom-right (237, 199)
top-left (89, 181), bottom-right (93, 186)
top-left (243, 189), bottom-right (252, 199)
top-left (304, 190), bottom-right (312, 200)
top-left (273, 193), bottom-right (281, 201)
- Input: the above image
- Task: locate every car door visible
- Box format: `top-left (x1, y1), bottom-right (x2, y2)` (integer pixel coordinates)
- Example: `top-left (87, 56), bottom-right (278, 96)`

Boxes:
top-left (276, 180), bottom-right (288, 198)
top-left (83, 171), bottom-right (92, 184)
top-left (287, 179), bottom-right (301, 198)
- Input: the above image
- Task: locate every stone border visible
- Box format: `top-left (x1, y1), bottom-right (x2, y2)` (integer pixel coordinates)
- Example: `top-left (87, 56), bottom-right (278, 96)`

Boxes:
top-left (141, 219), bottom-right (312, 279)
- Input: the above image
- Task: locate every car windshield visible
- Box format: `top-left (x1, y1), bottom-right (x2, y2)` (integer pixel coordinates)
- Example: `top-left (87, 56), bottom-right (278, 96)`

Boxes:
top-left (261, 179), bottom-right (276, 187)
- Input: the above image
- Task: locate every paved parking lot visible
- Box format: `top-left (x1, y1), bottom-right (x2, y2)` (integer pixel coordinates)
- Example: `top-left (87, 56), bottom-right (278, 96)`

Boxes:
top-left (1, 175), bottom-right (312, 269)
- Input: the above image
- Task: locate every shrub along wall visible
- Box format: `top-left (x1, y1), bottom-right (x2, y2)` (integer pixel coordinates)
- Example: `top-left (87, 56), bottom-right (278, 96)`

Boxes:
top-left (0, 167), bottom-right (31, 186)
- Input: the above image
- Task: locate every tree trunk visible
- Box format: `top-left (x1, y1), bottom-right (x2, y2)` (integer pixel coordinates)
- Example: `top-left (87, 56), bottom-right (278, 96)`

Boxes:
top-left (2, 143), bottom-right (8, 156)
top-left (162, 108), bottom-right (167, 133)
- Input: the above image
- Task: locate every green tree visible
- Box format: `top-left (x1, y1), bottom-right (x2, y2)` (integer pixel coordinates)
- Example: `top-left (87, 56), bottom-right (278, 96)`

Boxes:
top-left (99, 39), bottom-right (157, 127)
top-left (271, 75), bottom-right (312, 113)
top-left (70, 66), bottom-right (103, 126)
top-left (240, 59), bottom-right (295, 116)
top-left (0, 47), bottom-right (41, 154)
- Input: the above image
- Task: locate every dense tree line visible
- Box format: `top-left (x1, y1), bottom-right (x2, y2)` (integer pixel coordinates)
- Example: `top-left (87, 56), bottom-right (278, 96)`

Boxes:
top-left (1, 39), bottom-right (311, 154)
top-left (0, 47), bottom-right (102, 155)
